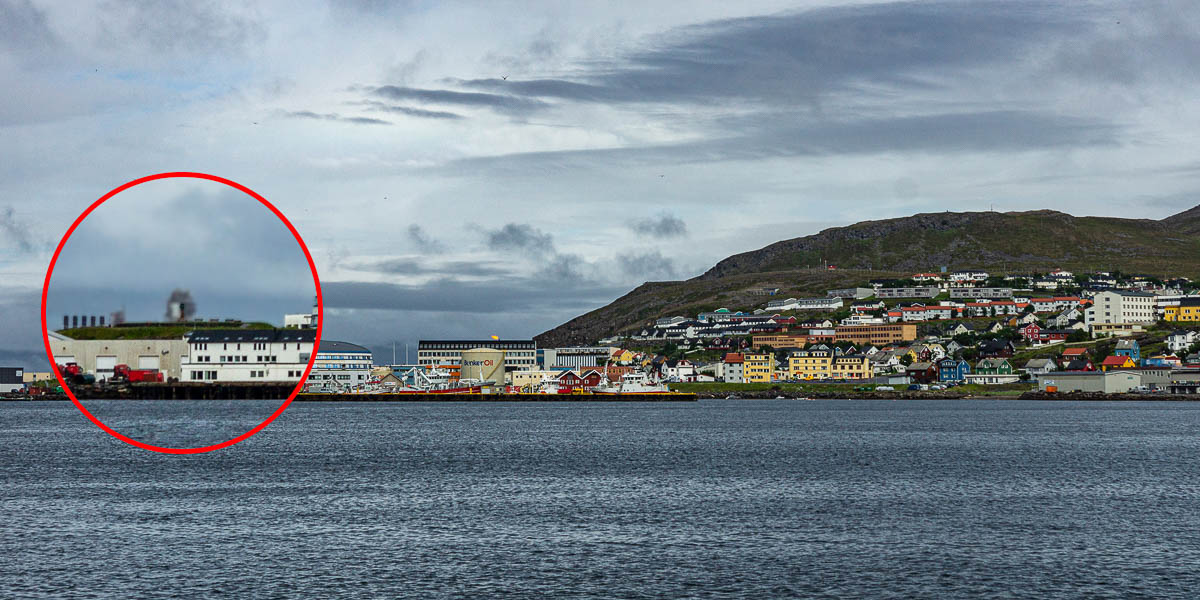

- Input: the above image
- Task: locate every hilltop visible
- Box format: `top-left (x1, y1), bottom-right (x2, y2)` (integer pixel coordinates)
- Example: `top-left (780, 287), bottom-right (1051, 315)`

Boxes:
top-left (535, 206), bottom-right (1200, 347)
top-left (57, 321), bottom-right (277, 340)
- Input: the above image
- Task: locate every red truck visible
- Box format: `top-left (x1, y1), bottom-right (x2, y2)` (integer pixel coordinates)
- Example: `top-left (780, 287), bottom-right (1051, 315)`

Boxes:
top-left (56, 362), bottom-right (95, 385)
top-left (112, 364), bottom-right (164, 383)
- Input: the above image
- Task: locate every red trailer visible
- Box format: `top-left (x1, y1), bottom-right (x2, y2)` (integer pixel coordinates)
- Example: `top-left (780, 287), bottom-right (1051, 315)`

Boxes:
top-left (112, 364), bottom-right (164, 383)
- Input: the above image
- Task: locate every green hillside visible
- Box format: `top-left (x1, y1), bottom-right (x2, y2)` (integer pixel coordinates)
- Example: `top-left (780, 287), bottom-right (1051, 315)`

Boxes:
top-left (535, 206), bottom-right (1200, 347)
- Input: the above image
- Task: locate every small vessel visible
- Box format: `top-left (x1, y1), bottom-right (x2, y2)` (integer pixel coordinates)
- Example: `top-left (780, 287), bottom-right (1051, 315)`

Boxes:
top-left (592, 371), bottom-right (670, 394)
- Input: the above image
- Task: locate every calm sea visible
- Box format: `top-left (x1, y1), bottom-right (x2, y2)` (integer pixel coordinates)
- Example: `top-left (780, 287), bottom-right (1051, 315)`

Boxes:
top-left (3, 400), bottom-right (1200, 598)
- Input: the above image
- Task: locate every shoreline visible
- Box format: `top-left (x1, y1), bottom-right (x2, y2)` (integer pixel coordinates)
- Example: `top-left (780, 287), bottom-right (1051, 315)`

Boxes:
top-left (3, 391), bottom-right (1191, 402)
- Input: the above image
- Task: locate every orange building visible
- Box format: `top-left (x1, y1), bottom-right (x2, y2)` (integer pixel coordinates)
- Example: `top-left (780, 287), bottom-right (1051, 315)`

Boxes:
top-left (834, 323), bottom-right (917, 345)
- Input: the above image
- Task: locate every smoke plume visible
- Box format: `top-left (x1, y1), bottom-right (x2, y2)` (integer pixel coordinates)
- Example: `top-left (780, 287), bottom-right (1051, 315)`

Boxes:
top-left (165, 289), bottom-right (197, 322)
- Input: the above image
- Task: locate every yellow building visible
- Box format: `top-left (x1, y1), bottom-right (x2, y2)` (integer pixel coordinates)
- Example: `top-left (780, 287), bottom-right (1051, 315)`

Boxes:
top-left (788, 348), bottom-right (832, 380)
top-left (830, 355), bottom-right (870, 380)
top-left (743, 353), bottom-right (776, 383)
top-left (1165, 299), bottom-right (1200, 321)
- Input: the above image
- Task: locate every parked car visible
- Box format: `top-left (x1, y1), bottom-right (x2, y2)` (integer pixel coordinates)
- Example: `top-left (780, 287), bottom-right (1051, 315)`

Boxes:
top-left (907, 384), bottom-right (922, 391)
top-left (876, 386), bottom-right (895, 391)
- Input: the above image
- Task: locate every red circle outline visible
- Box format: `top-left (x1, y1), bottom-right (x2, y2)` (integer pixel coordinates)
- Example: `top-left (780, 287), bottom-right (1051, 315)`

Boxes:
top-left (40, 172), bottom-right (323, 454)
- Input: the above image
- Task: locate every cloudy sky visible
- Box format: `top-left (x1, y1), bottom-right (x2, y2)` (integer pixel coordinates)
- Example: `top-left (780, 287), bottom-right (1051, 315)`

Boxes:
top-left (2, 0), bottom-right (1200, 367)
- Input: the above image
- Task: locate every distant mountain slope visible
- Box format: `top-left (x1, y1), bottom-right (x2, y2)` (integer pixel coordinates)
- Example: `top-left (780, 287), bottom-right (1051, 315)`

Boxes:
top-left (536, 206), bottom-right (1200, 347)
top-left (700, 209), bottom-right (1199, 279)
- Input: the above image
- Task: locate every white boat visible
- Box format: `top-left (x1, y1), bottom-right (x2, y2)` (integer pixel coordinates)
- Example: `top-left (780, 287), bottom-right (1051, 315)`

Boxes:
top-left (592, 371), bottom-right (670, 394)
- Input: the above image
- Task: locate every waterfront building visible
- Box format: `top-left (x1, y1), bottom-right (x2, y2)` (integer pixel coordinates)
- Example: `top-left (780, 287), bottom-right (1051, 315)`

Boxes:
top-left (417, 340), bottom-right (537, 372)
top-left (49, 334), bottom-right (190, 382)
top-left (831, 354), bottom-right (870, 380)
top-left (0, 367), bottom-right (23, 393)
top-left (182, 329), bottom-right (315, 383)
top-left (306, 340), bottom-right (373, 390)
top-left (742, 353), bottom-right (775, 383)
top-left (938, 358), bottom-right (971, 382)
top-left (538, 347), bottom-right (615, 370)
top-left (722, 353), bottom-right (744, 383)
top-left (1038, 370), bottom-right (1142, 394)
top-left (788, 347), bottom-right (832, 380)
top-left (284, 296), bottom-right (320, 329)
top-left (906, 362), bottom-right (938, 384)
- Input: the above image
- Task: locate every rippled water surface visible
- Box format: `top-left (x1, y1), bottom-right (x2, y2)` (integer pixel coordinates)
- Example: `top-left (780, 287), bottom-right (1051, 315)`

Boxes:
top-left (4, 399), bottom-right (1200, 598)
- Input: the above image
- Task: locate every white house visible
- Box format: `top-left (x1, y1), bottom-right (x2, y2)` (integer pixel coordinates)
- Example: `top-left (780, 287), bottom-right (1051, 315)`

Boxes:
top-left (1168, 330), bottom-right (1199, 354)
top-left (182, 329), bottom-right (316, 383)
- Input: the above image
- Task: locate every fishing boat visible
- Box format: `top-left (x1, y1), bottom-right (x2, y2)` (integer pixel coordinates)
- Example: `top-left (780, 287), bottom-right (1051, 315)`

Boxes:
top-left (592, 371), bottom-right (670, 394)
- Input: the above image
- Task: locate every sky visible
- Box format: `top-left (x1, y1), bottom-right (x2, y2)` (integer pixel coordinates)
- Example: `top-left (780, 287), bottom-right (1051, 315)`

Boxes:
top-left (2, 0), bottom-right (1200, 368)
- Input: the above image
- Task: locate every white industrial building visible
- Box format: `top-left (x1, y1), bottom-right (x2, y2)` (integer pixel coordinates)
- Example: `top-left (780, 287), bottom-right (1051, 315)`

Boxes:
top-left (182, 329), bottom-right (316, 383)
top-left (48, 332), bottom-right (190, 382)
top-left (284, 296), bottom-right (320, 329)
top-left (306, 340), bottom-right (374, 390)
top-left (539, 347), bottom-right (615, 370)
top-left (1038, 371), bottom-right (1143, 394)
top-left (418, 340), bottom-right (537, 371)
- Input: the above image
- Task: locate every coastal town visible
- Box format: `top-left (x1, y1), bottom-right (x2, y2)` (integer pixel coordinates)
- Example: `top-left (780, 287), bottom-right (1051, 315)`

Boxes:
top-left (6, 267), bottom-right (1200, 399)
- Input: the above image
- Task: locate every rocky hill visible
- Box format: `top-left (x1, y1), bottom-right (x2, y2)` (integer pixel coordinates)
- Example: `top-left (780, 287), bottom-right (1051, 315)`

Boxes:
top-left (535, 206), bottom-right (1200, 347)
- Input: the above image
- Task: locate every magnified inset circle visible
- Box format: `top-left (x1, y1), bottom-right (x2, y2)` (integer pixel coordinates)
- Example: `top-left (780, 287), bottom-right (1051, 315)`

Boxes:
top-left (40, 172), bottom-right (322, 454)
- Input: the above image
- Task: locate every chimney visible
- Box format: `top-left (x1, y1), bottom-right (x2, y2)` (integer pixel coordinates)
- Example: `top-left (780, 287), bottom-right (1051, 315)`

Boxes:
top-left (100, 316), bottom-right (105, 327)
top-left (63, 315), bottom-right (69, 329)
top-left (90, 315), bottom-right (97, 327)
top-left (72, 315), bottom-right (78, 328)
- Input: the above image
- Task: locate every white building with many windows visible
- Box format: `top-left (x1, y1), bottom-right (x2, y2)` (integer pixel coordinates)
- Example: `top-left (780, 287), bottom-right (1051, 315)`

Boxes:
top-left (418, 340), bottom-right (537, 371)
top-left (306, 340), bottom-right (373, 390)
top-left (182, 329), bottom-right (315, 383)
top-left (1085, 291), bottom-right (1156, 325)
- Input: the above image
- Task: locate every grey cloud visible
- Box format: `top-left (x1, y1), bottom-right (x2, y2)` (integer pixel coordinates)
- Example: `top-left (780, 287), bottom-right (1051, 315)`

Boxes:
top-left (535, 253), bottom-right (586, 284)
top-left (407, 224), bottom-right (445, 253)
top-left (461, 2), bottom-right (1084, 106)
top-left (1, 206), bottom-right (34, 252)
top-left (0, 348), bottom-right (50, 370)
top-left (485, 223), bottom-right (555, 254)
top-left (372, 85), bottom-right (548, 112)
top-left (617, 250), bottom-right (677, 281)
top-left (353, 258), bottom-right (511, 278)
top-left (323, 278), bottom-right (626, 313)
top-left (97, 0), bottom-right (262, 57)
top-left (631, 212), bottom-right (687, 238)
top-left (367, 102), bottom-right (463, 120)
top-left (445, 110), bottom-right (1117, 173)
top-left (285, 111), bottom-right (391, 125)
top-left (0, 0), bottom-right (60, 62)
